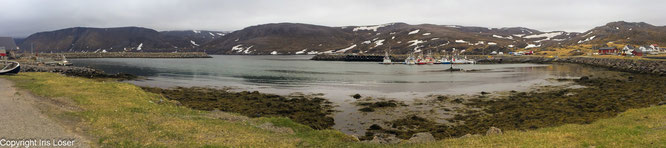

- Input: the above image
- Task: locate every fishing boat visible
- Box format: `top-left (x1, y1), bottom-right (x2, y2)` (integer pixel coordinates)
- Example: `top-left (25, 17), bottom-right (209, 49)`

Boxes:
top-left (381, 50), bottom-right (392, 64)
top-left (0, 61), bottom-right (20, 75)
top-left (415, 52), bottom-right (427, 65)
top-left (381, 46), bottom-right (392, 64)
top-left (404, 52), bottom-right (416, 65)
top-left (424, 50), bottom-right (436, 64)
top-left (451, 56), bottom-right (476, 64)
top-left (440, 55), bottom-right (451, 64)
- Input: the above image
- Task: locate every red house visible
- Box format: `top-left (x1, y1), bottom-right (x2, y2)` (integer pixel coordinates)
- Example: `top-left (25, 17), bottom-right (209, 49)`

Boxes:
top-left (598, 47), bottom-right (618, 55)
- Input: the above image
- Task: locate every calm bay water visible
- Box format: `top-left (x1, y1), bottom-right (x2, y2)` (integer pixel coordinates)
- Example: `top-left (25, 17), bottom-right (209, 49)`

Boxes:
top-left (71, 55), bottom-right (587, 97)
top-left (72, 55), bottom-right (595, 135)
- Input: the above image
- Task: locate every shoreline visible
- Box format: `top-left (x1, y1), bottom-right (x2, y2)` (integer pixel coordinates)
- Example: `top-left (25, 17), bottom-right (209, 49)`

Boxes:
top-left (28, 52), bottom-right (212, 59)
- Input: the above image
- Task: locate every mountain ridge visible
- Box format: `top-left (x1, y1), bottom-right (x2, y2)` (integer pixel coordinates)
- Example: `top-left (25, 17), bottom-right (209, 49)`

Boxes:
top-left (16, 21), bottom-right (665, 55)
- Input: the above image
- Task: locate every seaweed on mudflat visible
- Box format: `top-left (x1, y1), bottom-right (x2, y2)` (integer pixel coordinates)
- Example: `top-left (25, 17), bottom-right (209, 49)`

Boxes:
top-left (142, 87), bottom-right (335, 130)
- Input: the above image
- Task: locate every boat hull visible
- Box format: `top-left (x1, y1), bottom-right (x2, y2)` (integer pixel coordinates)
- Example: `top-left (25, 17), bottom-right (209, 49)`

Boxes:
top-left (0, 62), bottom-right (21, 75)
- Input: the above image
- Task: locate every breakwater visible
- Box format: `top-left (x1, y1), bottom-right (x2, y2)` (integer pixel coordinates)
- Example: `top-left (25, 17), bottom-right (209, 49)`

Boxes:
top-left (311, 54), bottom-right (409, 62)
top-left (35, 52), bottom-right (212, 59)
top-left (21, 64), bottom-right (137, 79)
top-left (473, 56), bottom-right (666, 75)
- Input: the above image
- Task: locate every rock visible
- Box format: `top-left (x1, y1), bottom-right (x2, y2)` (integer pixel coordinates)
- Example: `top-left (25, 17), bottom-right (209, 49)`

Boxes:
top-left (368, 133), bottom-right (401, 144)
top-left (658, 101), bottom-right (666, 106)
top-left (352, 94), bottom-right (362, 99)
top-left (350, 135), bottom-right (361, 142)
top-left (486, 127), bottom-right (503, 135)
top-left (459, 134), bottom-right (481, 138)
top-left (407, 132), bottom-right (435, 143)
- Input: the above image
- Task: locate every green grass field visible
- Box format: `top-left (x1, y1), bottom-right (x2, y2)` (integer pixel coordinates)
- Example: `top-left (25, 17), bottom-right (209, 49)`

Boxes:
top-left (3, 72), bottom-right (665, 147)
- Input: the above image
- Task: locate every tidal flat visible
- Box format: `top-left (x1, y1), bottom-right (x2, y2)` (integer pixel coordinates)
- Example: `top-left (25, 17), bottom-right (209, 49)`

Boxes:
top-left (358, 71), bottom-right (666, 140)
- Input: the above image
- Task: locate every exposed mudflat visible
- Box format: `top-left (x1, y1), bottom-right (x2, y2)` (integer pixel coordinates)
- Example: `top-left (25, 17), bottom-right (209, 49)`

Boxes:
top-left (359, 72), bottom-right (666, 140)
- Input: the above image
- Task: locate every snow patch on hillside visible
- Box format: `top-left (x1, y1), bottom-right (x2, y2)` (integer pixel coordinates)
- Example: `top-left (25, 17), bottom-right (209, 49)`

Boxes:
top-left (583, 31), bottom-right (594, 37)
top-left (524, 32), bottom-right (563, 39)
top-left (307, 51), bottom-right (319, 55)
top-left (374, 39), bottom-right (385, 47)
top-left (192, 30), bottom-right (201, 33)
top-left (408, 29), bottom-right (420, 35)
top-left (493, 35), bottom-right (513, 40)
top-left (455, 40), bottom-right (468, 43)
top-left (137, 43), bottom-right (143, 50)
top-left (362, 40), bottom-right (372, 44)
top-left (352, 23), bottom-right (392, 32)
top-left (190, 40), bottom-right (199, 46)
top-left (295, 49), bottom-right (307, 54)
top-left (488, 42), bottom-right (497, 45)
top-left (577, 36), bottom-right (596, 44)
top-left (336, 44), bottom-right (357, 53)
top-left (408, 40), bottom-right (425, 46)
top-left (525, 44), bottom-right (541, 49)
top-left (271, 51), bottom-right (278, 55)
top-left (423, 33), bottom-right (431, 36)
top-left (231, 44), bottom-right (254, 54)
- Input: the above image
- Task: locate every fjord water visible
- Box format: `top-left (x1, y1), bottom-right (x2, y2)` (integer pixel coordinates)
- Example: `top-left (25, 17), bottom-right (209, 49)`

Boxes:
top-left (72, 55), bottom-right (594, 134)
top-left (71, 55), bottom-right (586, 97)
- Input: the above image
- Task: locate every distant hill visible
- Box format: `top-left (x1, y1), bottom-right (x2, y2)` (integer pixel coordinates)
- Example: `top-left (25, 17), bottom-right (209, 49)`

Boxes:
top-left (17, 21), bottom-right (666, 54)
top-left (19, 27), bottom-right (225, 53)
top-left (561, 21), bottom-right (666, 46)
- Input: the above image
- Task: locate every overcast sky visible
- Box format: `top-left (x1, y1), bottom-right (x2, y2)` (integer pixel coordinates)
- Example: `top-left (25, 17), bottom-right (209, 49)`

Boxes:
top-left (1, 0), bottom-right (665, 37)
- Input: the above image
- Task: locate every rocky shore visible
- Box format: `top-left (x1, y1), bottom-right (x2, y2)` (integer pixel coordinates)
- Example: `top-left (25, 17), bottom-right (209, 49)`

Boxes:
top-left (36, 52), bottom-right (212, 59)
top-left (474, 56), bottom-right (666, 75)
top-left (362, 72), bottom-right (666, 141)
top-left (20, 64), bottom-right (137, 80)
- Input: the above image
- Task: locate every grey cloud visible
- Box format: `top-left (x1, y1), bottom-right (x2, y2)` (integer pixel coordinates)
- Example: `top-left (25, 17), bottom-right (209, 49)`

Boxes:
top-left (1, 0), bottom-right (665, 37)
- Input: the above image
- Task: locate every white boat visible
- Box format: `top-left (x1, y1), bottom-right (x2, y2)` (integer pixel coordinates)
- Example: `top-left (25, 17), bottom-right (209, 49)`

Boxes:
top-left (440, 56), bottom-right (451, 64)
top-left (381, 50), bottom-right (392, 64)
top-left (404, 52), bottom-right (416, 65)
top-left (0, 61), bottom-right (20, 75)
top-left (452, 56), bottom-right (476, 64)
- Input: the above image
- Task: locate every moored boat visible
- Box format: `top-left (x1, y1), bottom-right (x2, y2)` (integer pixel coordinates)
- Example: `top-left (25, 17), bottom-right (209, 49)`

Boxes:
top-left (381, 51), bottom-right (392, 64)
top-left (404, 52), bottom-right (416, 65)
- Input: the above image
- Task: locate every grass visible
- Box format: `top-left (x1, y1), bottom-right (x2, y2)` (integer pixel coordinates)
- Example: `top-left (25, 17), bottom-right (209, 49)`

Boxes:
top-left (2, 72), bottom-right (358, 147)
top-left (2, 72), bottom-right (665, 147)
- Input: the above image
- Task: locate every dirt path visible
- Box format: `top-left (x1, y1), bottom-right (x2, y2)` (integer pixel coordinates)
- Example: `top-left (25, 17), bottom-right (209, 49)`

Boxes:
top-left (0, 78), bottom-right (89, 148)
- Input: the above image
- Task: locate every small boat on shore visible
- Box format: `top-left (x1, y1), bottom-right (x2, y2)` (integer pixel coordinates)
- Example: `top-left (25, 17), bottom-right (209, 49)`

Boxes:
top-left (0, 61), bottom-right (20, 75)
